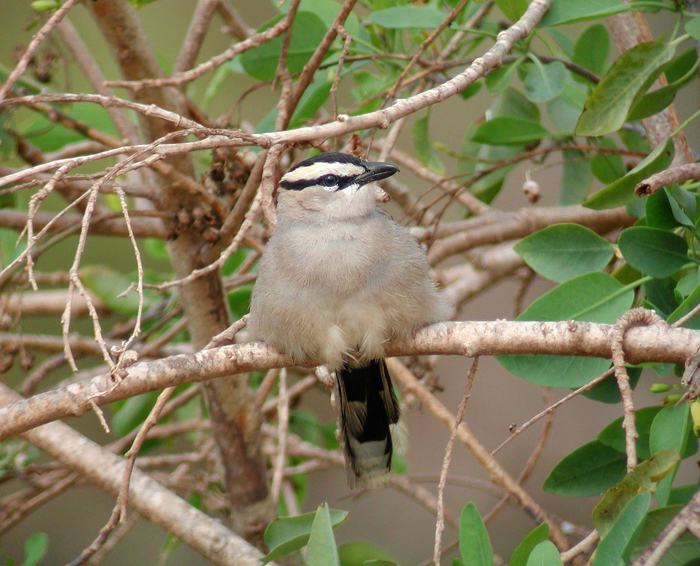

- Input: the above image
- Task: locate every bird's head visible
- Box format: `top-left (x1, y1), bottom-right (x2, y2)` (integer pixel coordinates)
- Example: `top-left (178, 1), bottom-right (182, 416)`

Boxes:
top-left (277, 152), bottom-right (399, 221)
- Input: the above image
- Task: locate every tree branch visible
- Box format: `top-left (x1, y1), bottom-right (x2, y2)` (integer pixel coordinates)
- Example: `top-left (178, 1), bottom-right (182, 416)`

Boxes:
top-left (0, 319), bottom-right (697, 442)
top-left (0, 383), bottom-right (275, 566)
top-left (0, 0), bottom-right (82, 102)
top-left (636, 163), bottom-right (700, 197)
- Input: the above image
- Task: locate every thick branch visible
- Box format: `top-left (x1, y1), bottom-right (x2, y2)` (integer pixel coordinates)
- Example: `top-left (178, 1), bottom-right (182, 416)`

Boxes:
top-left (86, 0), bottom-right (273, 544)
top-left (0, 209), bottom-right (167, 239)
top-left (607, 9), bottom-right (691, 165)
top-left (0, 384), bottom-right (273, 566)
top-left (2, 0), bottom-right (552, 191)
top-left (428, 205), bottom-right (631, 265)
top-left (2, 290), bottom-right (106, 318)
top-left (0, 319), bottom-right (697, 442)
top-left (173, 0), bottom-right (220, 75)
top-left (635, 163), bottom-right (700, 196)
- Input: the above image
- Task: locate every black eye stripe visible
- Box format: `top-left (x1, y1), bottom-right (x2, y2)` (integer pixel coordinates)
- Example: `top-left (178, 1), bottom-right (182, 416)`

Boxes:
top-left (279, 174), bottom-right (357, 191)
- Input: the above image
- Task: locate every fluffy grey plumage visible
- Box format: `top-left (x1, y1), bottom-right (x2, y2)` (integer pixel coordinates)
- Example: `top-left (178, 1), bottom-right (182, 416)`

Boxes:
top-left (248, 152), bottom-right (451, 488)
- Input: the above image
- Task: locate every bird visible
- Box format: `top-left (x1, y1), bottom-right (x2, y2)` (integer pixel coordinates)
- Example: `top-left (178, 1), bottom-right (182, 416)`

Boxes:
top-left (247, 151), bottom-right (451, 488)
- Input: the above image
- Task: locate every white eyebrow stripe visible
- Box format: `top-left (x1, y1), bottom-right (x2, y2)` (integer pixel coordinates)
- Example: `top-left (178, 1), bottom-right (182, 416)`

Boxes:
top-left (282, 162), bottom-right (365, 183)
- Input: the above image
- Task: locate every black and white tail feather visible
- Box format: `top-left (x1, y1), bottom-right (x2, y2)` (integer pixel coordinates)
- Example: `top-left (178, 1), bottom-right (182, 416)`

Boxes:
top-left (336, 359), bottom-right (407, 488)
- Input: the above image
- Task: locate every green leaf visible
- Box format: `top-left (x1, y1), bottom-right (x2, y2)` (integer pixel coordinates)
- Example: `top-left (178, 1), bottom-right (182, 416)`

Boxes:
top-left (262, 507), bottom-right (348, 563)
top-left (666, 185), bottom-right (697, 228)
top-left (591, 141), bottom-right (625, 184)
top-left (676, 271), bottom-right (700, 299)
top-left (627, 86), bottom-right (677, 122)
top-left (228, 287), bottom-right (252, 318)
top-left (627, 49), bottom-right (698, 123)
top-left (650, 404), bottom-right (693, 505)
top-left (498, 272), bottom-right (634, 388)
top-left (470, 117), bottom-right (549, 145)
top-left (593, 492), bottom-right (651, 566)
top-left (584, 137), bottom-right (674, 210)
top-left (619, 128), bottom-right (650, 153)
top-left (367, 6), bottom-right (446, 29)
top-left (524, 61), bottom-right (567, 103)
top-left (646, 190), bottom-right (679, 230)
top-left (582, 366), bottom-right (642, 404)
top-left (21, 103), bottom-right (119, 152)
top-left (598, 406), bottom-right (662, 461)
top-left (31, 0), bottom-right (59, 11)
top-left (548, 28), bottom-right (575, 58)
top-left (618, 227), bottom-right (689, 279)
top-left (513, 272), bottom-right (631, 322)
top-left (514, 224), bottom-right (613, 283)
top-left (560, 149), bottom-right (593, 205)
top-left (459, 503), bottom-right (494, 566)
top-left (485, 61), bottom-right (523, 94)
top-left (412, 115), bottom-right (445, 175)
top-left (497, 88), bottom-right (540, 123)
top-left (241, 12), bottom-right (328, 81)
top-left (627, 55), bottom-right (698, 122)
top-left (144, 238), bottom-right (171, 262)
top-left (645, 277), bottom-right (679, 316)
top-left (669, 281), bottom-right (700, 328)
top-left (510, 524), bottom-right (550, 566)
top-left (494, 0), bottom-right (528, 22)
top-left (686, 16), bottom-right (700, 42)
top-left (543, 440), bottom-right (627, 497)
top-left (307, 503), bottom-right (341, 566)
top-left (499, 354), bottom-right (613, 389)
top-left (592, 450), bottom-right (680, 538)
top-left (112, 392), bottom-right (160, 437)
top-left (338, 541), bottom-right (395, 566)
top-left (573, 24), bottom-right (609, 79)
top-left (79, 265), bottom-right (156, 315)
top-left (548, 93), bottom-right (583, 134)
top-left (21, 532), bottom-right (48, 566)
top-left (575, 42), bottom-right (676, 137)
top-left (538, 0), bottom-right (634, 27)
top-left (623, 505), bottom-right (700, 565)
top-left (276, 0), bottom-right (363, 36)
top-left (289, 78), bottom-right (332, 129)
top-left (667, 484), bottom-right (700, 505)
top-left (459, 81), bottom-right (482, 101)
top-left (127, 0), bottom-right (159, 7)
top-left (526, 541), bottom-right (563, 566)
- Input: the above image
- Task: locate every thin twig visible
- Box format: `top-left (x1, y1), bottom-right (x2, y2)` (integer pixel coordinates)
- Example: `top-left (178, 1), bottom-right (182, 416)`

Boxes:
top-left (433, 357), bottom-right (479, 565)
top-left (0, 0), bottom-right (82, 102)
top-left (270, 368), bottom-right (289, 503)
top-left (484, 388), bottom-right (554, 525)
top-left (561, 530), bottom-right (600, 563)
top-left (173, 0), bottom-right (220, 76)
top-left (113, 186), bottom-right (144, 353)
top-left (69, 386), bottom-right (175, 564)
top-left (611, 308), bottom-right (665, 471)
top-left (106, 12), bottom-right (295, 89)
top-left (492, 368), bottom-right (613, 456)
top-left (387, 358), bottom-right (572, 551)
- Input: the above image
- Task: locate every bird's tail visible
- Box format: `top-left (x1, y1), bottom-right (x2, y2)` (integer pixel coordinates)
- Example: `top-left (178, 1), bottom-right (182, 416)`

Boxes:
top-left (336, 359), bottom-right (405, 488)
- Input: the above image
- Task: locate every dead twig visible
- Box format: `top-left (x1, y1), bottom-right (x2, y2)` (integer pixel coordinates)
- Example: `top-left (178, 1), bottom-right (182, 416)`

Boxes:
top-left (0, 0), bottom-right (82, 102)
top-left (610, 308), bottom-right (666, 471)
top-left (433, 357), bottom-right (479, 565)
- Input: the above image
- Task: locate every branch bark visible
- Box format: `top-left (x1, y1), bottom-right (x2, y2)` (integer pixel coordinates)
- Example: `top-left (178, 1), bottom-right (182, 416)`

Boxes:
top-left (1, 319), bottom-right (697, 442)
top-left (0, 384), bottom-right (274, 566)
top-left (86, 0), bottom-right (273, 546)
top-left (607, 8), bottom-right (691, 165)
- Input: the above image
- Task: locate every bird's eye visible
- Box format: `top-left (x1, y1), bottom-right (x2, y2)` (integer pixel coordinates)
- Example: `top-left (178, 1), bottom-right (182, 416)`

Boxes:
top-left (320, 174), bottom-right (339, 187)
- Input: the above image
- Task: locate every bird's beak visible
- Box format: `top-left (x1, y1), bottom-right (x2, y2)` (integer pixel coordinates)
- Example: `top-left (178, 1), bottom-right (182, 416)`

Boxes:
top-left (355, 161), bottom-right (400, 185)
